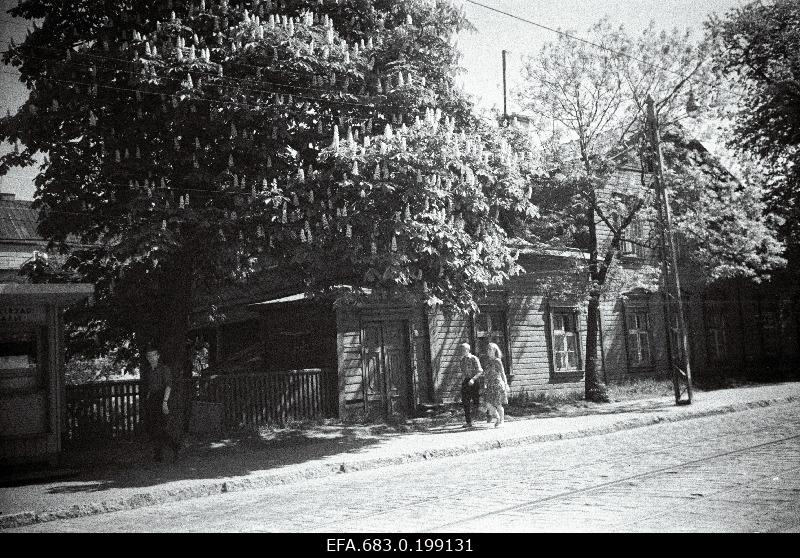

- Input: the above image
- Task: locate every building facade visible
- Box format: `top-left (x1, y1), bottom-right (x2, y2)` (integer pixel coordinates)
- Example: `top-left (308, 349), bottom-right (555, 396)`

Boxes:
top-left (190, 157), bottom-right (799, 419)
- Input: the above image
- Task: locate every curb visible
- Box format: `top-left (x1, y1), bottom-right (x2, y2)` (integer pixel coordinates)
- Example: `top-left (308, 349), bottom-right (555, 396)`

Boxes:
top-left (1, 394), bottom-right (797, 530)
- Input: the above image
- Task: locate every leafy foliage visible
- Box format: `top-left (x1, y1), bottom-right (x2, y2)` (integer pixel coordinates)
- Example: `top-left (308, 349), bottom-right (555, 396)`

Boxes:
top-left (514, 18), bottom-right (783, 401)
top-left (662, 132), bottom-right (786, 281)
top-left (708, 0), bottom-right (800, 269)
top-left (1, 0), bottom-right (535, 371)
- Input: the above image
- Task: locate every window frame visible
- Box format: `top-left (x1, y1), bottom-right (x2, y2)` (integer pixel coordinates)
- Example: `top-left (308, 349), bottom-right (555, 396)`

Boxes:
top-left (619, 216), bottom-right (648, 258)
top-left (548, 306), bottom-right (582, 374)
top-left (0, 324), bottom-right (48, 393)
top-left (612, 191), bottom-right (649, 260)
top-left (704, 303), bottom-right (729, 363)
top-left (624, 305), bottom-right (653, 368)
top-left (760, 302), bottom-right (781, 358)
top-left (470, 305), bottom-right (511, 379)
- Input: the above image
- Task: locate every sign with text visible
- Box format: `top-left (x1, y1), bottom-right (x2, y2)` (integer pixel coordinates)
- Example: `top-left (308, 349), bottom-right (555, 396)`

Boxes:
top-left (0, 306), bottom-right (45, 324)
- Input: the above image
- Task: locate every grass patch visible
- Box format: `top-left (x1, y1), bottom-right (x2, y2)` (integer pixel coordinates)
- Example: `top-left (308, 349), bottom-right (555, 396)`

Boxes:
top-left (506, 388), bottom-right (585, 416)
top-left (606, 377), bottom-right (677, 401)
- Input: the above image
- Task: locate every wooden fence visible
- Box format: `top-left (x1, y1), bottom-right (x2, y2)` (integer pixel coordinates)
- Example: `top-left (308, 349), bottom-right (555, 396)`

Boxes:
top-left (192, 369), bottom-right (339, 429)
top-left (64, 369), bottom-right (338, 442)
top-left (64, 379), bottom-right (142, 442)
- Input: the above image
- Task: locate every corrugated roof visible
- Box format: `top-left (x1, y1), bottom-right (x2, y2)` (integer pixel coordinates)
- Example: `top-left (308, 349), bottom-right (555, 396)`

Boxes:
top-left (0, 198), bottom-right (41, 242)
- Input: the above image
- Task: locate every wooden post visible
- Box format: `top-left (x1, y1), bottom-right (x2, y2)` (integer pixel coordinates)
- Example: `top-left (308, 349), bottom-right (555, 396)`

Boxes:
top-left (646, 95), bottom-right (693, 405)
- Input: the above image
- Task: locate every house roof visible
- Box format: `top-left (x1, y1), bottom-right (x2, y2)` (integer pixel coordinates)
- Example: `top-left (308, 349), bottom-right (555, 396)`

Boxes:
top-left (0, 196), bottom-right (41, 243)
top-left (0, 283), bottom-right (94, 304)
top-left (507, 238), bottom-right (589, 259)
top-left (247, 285), bottom-right (374, 310)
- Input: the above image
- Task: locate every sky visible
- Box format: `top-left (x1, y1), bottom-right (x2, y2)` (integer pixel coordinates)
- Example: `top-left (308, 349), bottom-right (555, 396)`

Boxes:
top-left (0, 0), bottom-right (745, 200)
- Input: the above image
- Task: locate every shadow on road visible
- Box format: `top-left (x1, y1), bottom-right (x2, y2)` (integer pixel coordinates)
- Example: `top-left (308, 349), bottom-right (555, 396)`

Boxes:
top-left (41, 397), bottom-right (680, 492)
top-left (40, 429), bottom-right (388, 495)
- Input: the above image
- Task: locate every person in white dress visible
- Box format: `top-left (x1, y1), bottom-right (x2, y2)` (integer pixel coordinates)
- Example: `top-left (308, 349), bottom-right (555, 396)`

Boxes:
top-left (482, 342), bottom-right (509, 427)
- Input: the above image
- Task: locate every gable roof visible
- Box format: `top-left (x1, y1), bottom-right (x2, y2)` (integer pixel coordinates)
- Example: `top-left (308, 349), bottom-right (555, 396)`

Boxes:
top-left (0, 196), bottom-right (41, 243)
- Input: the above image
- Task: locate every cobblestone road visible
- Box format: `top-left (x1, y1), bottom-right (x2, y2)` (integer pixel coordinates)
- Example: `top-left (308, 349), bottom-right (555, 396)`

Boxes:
top-left (10, 403), bottom-right (800, 532)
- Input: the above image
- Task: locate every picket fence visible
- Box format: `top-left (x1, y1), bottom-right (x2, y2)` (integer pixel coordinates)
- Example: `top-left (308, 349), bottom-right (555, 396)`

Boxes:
top-left (64, 369), bottom-right (338, 442)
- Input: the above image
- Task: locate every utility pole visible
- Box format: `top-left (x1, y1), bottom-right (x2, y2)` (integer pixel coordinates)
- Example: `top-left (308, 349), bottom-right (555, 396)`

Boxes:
top-left (646, 95), bottom-right (693, 405)
top-left (502, 49), bottom-right (508, 122)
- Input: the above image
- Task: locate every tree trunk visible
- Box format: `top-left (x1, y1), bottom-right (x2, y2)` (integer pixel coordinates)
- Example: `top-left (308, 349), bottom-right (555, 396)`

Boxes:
top-left (584, 292), bottom-right (608, 402)
top-left (585, 197), bottom-right (610, 403)
top-left (158, 256), bottom-right (194, 378)
top-left (145, 255), bottom-right (194, 435)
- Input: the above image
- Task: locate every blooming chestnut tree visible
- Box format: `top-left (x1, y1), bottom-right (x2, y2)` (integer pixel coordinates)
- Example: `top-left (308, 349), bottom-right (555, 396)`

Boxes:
top-left (1, 0), bottom-right (537, 376)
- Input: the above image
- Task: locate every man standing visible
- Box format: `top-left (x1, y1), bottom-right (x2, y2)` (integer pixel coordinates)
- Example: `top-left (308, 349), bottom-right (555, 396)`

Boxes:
top-left (459, 343), bottom-right (484, 428)
top-left (144, 347), bottom-right (182, 462)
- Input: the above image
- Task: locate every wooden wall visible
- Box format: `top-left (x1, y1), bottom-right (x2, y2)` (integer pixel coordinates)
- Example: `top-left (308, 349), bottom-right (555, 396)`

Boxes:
top-left (329, 165), bottom-right (800, 411)
top-left (599, 291), bottom-right (670, 382)
top-left (505, 255), bottom-right (586, 397)
top-left (426, 254), bottom-right (588, 404)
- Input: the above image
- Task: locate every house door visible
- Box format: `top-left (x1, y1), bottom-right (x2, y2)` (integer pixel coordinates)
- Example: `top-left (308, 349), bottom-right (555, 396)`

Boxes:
top-left (362, 321), bottom-right (410, 416)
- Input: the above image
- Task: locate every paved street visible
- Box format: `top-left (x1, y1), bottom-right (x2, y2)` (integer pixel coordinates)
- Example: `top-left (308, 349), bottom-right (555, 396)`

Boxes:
top-left (8, 401), bottom-right (800, 532)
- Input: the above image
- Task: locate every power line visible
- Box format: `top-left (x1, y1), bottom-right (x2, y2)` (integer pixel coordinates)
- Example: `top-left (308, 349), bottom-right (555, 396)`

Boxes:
top-left (0, 34), bottom-right (381, 83)
top-left (465, 1), bottom-right (688, 78)
top-left (0, 67), bottom-right (415, 113)
top-left (464, 0), bottom-right (723, 93)
top-left (2, 41), bottom-right (422, 107)
top-left (2, 6), bottom-right (735, 111)
top-left (0, 37), bottom-right (429, 112)
top-left (0, 47), bottom-right (387, 104)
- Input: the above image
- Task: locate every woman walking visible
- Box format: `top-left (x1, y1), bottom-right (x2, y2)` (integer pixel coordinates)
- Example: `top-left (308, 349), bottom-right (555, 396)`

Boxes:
top-left (483, 343), bottom-right (509, 427)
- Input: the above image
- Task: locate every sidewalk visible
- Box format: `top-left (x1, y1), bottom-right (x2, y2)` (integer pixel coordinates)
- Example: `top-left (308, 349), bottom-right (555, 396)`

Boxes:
top-left (1, 382), bottom-right (798, 529)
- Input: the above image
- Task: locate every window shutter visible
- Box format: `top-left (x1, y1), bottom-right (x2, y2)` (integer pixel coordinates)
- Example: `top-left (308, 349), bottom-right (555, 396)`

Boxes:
top-left (545, 301), bottom-right (554, 375)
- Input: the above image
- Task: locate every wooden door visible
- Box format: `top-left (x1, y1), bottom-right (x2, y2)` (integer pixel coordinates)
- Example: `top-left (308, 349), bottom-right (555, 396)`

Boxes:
top-left (362, 321), bottom-right (410, 415)
top-left (362, 322), bottom-right (384, 407)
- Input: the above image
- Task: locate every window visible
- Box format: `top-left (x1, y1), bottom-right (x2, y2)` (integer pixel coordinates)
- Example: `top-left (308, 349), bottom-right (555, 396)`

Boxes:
top-left (0, 251), bottom-right (34, 271)
top-left (620, 217), bottom-right (647, 258)
top-left (706, 306), bottom-right (728, 362)
top-left (550, 308), bottom-right (581, 372)
top-left (0, 328), bottom-right (45, 391)
top-left (665, 293), bottom-right (693, 367)
top-left (761, 304), bottom-right (780, 356)
top-left (472, 309), bottom-right (509, 373)
top-left (626, 308), bottom-right (652, 367)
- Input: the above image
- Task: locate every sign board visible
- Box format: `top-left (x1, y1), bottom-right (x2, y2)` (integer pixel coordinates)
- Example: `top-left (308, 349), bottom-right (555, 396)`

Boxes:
top-left (0, 306), bottom-right (45, 325)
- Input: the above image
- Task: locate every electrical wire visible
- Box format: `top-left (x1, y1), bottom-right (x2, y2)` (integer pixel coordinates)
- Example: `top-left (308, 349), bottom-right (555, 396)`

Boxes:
top-left (0, 67), bottom-right (415, 112)
top-left (0, 36), bottom-right (376, 84)
top-left (0, 45), bottom-right (421, 110)
top-left (464, 0), bottom-right (721, 92)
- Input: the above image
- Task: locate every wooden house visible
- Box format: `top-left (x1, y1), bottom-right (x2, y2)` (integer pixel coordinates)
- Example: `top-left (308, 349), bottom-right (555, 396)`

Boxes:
top-left (190, 140), bottom-right (799, 420)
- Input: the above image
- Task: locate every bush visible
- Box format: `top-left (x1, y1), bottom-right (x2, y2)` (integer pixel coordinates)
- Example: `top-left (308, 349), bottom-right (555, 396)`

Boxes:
top-left (63, 357), bottom-right (138, 385)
